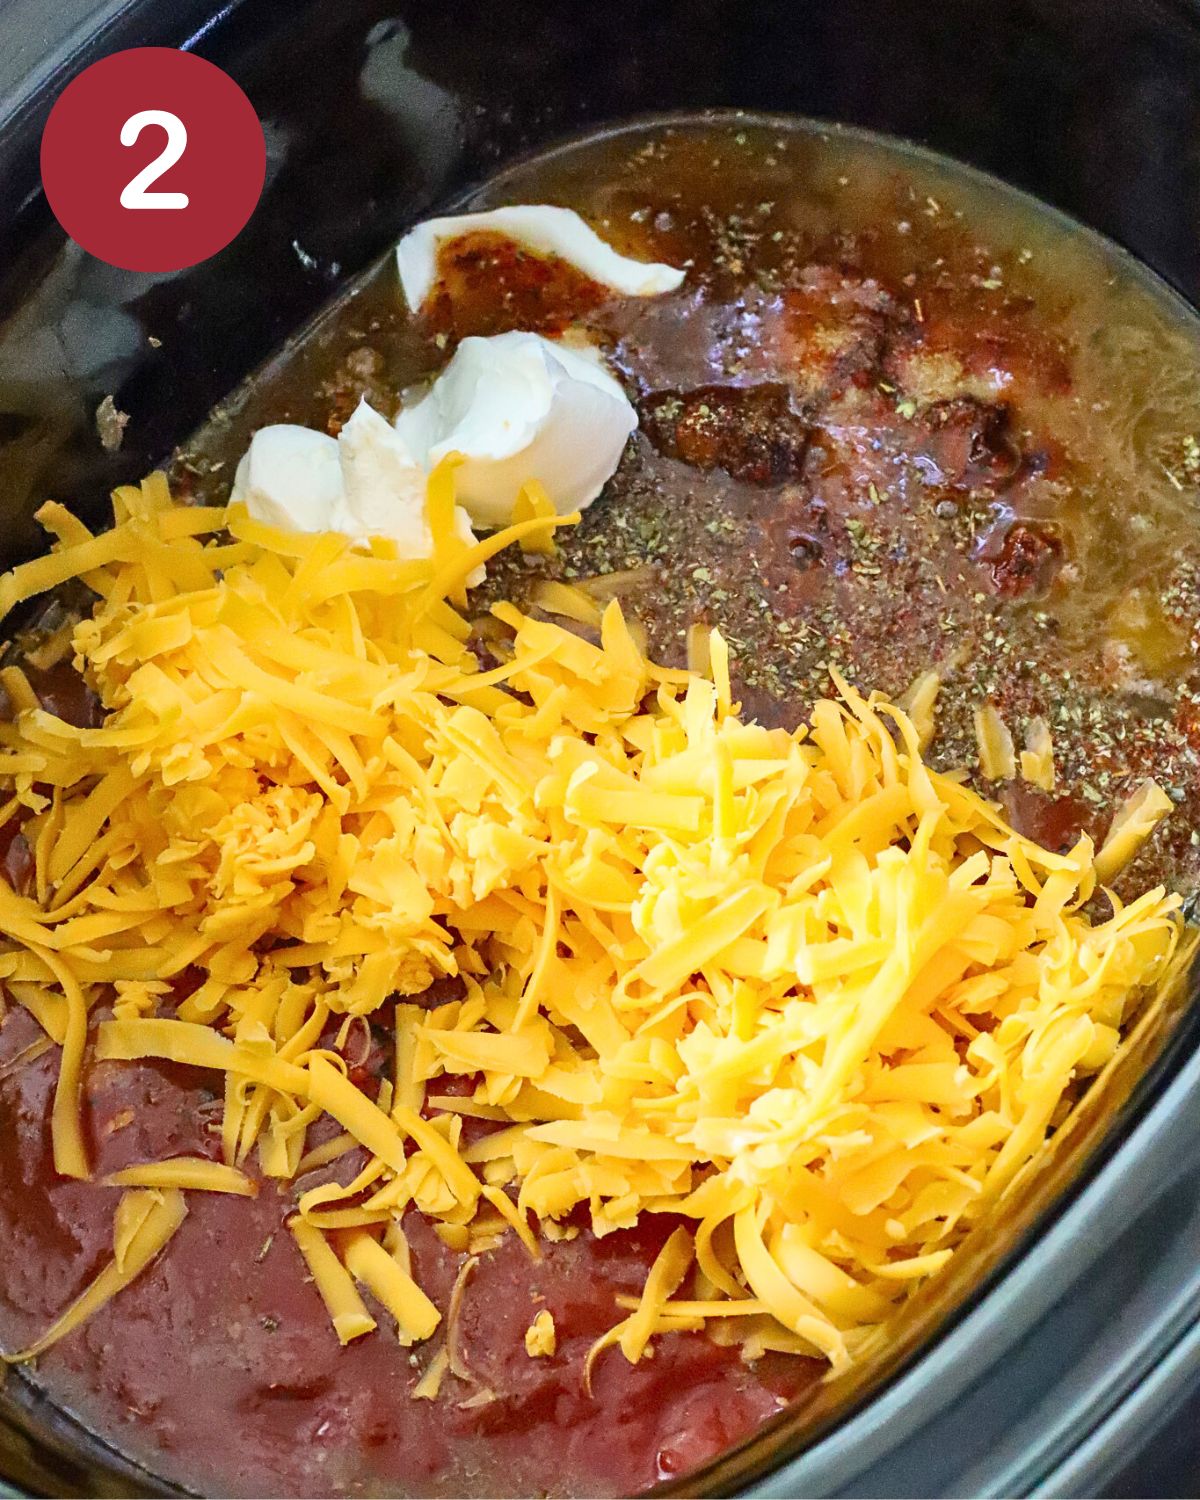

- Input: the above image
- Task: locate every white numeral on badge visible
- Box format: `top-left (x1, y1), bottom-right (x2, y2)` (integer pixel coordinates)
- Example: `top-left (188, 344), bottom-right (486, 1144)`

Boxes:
top-left (119, 110), bottom-right (189, 210)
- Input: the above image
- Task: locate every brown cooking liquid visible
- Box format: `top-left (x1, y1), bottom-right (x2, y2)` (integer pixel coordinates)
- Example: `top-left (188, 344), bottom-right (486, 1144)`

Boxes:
top-left (3, 120), bottom-right (1200, 1497)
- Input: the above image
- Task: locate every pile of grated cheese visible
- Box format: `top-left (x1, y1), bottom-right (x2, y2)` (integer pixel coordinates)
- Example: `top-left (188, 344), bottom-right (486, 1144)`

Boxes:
top-left (0, 469), bottom-right (1188, 1380)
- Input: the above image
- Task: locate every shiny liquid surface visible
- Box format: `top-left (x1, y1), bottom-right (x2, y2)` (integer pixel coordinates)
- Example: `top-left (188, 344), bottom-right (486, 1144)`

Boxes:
top-left (190, 117), bottom-right (1200, 898)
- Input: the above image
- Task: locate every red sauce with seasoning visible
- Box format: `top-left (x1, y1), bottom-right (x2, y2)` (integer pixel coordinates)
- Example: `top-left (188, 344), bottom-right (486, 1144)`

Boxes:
top-left (0, 1024), bottom-right (808, 1497)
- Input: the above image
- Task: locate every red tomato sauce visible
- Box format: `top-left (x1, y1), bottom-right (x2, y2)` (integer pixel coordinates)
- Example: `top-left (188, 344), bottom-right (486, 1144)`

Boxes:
top-left (0, 1013), bottom-right (813, 1496)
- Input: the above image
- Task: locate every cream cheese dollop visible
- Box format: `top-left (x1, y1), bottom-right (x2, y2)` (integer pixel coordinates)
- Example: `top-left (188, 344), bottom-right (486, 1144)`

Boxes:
top-left (394, 331), bottom-right (637, 529)
top-left (396, 204), bottom-right (685, 312)
top-left (232, 399), bottom-right (481, 578)
top-left (229, 423), bottom-right (343, 534)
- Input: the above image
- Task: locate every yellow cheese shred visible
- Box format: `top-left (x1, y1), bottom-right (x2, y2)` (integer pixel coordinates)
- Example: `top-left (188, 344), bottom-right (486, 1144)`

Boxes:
top-left (34, 944), bottom-right (89, 1180)
top-left (104, 1158), bottom-right (257, 1196)
top-left (525, 1310), bottom-right (557, 1357)
top-left (1019, 715), bottom-right (1055, 792)
top-left (344, 1230), bottom-right (441, 1345)
top-left (617, 1227), bottom-right (693, 1363)
top-left (0, 469), bottom-right (1188, 1389)
top-left (899, 670), bottom-right (940, 752)
top-left (413, 1345), bottom-right (450, 1399)
top-left (288, 1217), bottom-right (377, 1345)
top-left (512, 480), bottom-right (560, 558)
top-left (974, 701), bottom-right (1016, 780)
top-left (1095, 779), bottom-right (1175, 884)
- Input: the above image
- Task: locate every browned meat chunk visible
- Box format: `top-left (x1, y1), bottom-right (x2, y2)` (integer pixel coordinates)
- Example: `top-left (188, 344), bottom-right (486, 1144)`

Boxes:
top-left (991, 521), bottom-right (1062, 596)
top-left (884, 306), bottom-right (1073, 409)
top-left (775, 265), bottom-right (892, 405)
top-left (639, 383), bottom-right (810, 484)
top-left (913, 397), bottom-right (1021, 493)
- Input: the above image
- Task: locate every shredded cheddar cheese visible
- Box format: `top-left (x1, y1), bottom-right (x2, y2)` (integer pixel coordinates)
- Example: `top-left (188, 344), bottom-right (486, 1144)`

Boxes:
top-left (103, 1158), bottom-right (257, 1196)
top-left (289, 1216), bottom-right (377, 1345)
top-left (413, 1345), bottom-right (450, 1399)
top-left (1095, 779), bottom-right (1175, 885)
top-left (343, 1229), bottom-right (441, 1345)
top-left (525, 1309), bottom-right (557, 1358)
top-left (1020, 715), bottom-right (1055, 792)
top-left (974, 701), bottom-right (1016, 780)
top-left (899, 670), bottom-right (940, 753)
top-left (0, 470), bottom-right (1189, 1384)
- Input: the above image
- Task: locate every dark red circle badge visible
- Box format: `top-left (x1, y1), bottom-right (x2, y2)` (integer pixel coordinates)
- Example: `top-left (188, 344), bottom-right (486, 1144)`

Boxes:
top-left (40, 47), bottom-right (266, 274)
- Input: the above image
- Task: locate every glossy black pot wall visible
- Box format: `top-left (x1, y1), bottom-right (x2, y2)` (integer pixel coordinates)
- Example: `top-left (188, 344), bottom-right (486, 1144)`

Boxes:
top-left (1, 3), bottom-right (1200, 1497)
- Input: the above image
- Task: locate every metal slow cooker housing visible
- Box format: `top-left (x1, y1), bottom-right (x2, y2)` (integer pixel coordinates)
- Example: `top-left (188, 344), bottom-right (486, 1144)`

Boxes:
top-left (1, 2), bottom-right (1199, 1495)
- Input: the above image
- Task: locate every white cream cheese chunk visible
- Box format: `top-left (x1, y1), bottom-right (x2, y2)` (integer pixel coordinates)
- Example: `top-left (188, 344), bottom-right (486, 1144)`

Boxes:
top-left (396, 204), bottom-right (685, 312)
top-left (232, 399), bottom-right (482, 580)
top-left (394, 331), bottom-right (637, 529)
top-left (230, 424), bottom-right (343, 534)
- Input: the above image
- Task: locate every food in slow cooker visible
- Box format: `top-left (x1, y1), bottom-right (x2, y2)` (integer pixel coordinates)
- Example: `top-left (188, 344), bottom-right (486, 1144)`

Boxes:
top-left (0, 121), bottom-right (1197, 1499)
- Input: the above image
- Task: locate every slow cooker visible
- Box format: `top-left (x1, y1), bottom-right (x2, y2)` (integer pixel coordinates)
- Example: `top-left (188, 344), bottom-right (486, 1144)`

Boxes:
top-left (0, 2), bottom-right (1198, 1495)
